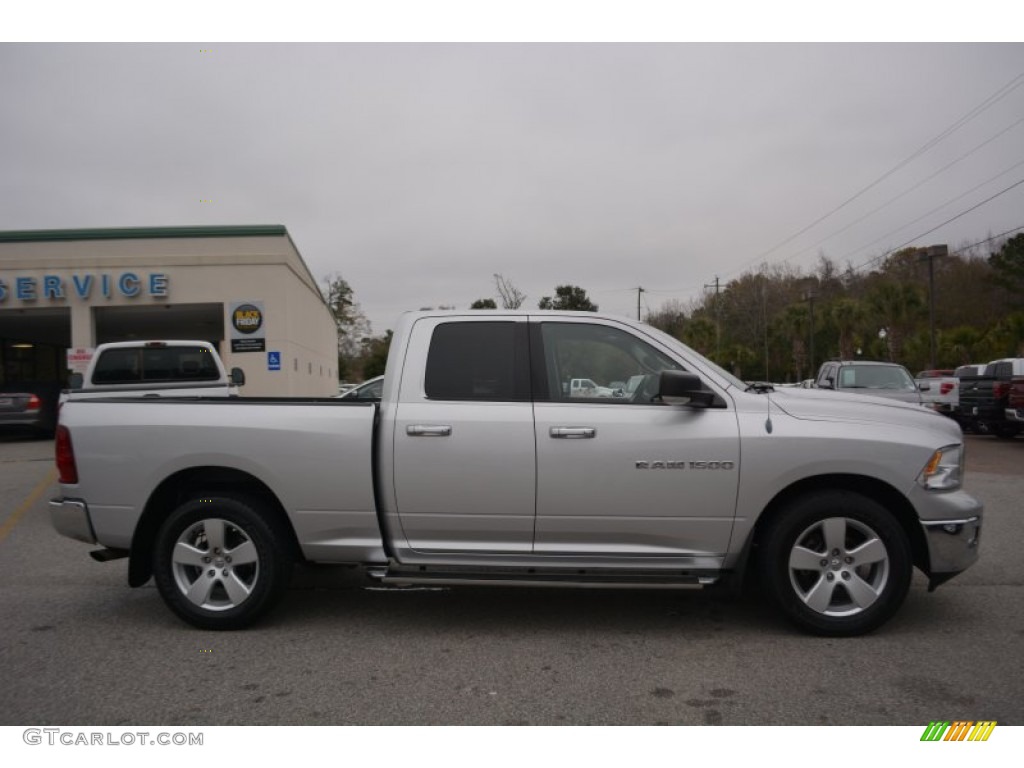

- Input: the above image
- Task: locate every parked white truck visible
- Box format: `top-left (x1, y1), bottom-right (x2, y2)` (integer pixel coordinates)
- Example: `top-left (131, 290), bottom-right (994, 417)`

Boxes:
top-left (63, 340), bottom-right (245, 401)
top-left (50, 312), bottom-right (982, 636)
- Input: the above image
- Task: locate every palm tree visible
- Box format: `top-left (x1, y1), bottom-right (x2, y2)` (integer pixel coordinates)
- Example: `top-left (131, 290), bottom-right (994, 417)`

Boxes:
top-left (775, 305), bottom-right (810, 381)
top-left (866, 282), bottom-right (925, 362)
top-left (830, 297), bottom-right (865, 360)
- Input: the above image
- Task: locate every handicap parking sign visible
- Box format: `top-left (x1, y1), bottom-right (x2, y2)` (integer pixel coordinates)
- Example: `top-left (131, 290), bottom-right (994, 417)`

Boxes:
top-left (268, 351), bottom-right (281, 371)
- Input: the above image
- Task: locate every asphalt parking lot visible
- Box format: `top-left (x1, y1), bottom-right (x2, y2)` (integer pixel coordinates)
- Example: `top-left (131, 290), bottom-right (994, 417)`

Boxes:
top-left (0, 431), bottom-right (1021, 726)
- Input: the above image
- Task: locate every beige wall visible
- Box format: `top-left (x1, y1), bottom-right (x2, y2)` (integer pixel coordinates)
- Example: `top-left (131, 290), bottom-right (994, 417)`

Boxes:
top-left (0, 232), bottom-right (339, 397)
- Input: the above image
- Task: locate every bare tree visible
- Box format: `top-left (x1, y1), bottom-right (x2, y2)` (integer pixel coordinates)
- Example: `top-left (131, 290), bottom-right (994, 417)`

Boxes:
top-left (322, 272), bottom-right (371, 359)
top-left (494, 273), bottom-right (526, 309)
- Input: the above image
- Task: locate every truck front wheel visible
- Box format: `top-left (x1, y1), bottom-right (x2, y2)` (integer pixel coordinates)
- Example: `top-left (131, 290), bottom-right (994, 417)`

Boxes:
top-left (760, 491), bottom-right (912, 636)
top-left (153, 495), bottom-right (293, 630)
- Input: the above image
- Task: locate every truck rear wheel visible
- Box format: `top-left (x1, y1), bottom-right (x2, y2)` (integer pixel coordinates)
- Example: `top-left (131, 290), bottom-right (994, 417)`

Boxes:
top-left (760, 491), bottom-right (912, 636)
top-left (153, 495), bottom-right (292, 630)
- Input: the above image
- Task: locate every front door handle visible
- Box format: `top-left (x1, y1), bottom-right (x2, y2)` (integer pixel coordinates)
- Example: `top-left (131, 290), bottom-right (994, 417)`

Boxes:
top-left (550, 427), bottom-right (596, 439)
top-left (407, 425), bottom-right (453, 437)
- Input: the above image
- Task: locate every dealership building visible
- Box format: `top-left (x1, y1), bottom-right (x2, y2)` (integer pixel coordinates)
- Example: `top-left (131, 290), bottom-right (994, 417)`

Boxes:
top-left (0, 225), bottom-right (339, 399)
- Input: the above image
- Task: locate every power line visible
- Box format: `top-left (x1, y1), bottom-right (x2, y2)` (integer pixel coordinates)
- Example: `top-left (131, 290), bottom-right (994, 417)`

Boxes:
top-left (851, 177), bottom-right (1024, 273)
top-left (724, 70), bottom-right (1024, 278)
top-left (841, 157), bottom-right (1024, 263)
top-left (948, 225), bottom-right (1024, 257)
top-left (783, 116), bottom-right (1024, 265)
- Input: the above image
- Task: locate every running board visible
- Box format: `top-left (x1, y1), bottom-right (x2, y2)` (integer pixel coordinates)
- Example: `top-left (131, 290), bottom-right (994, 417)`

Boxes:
top-left (367, 565), bottom-right (718, 590)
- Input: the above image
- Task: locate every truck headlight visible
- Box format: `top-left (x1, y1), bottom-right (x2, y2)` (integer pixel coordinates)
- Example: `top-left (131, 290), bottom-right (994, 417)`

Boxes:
top-left (917, 444), bottom-right (963, 491)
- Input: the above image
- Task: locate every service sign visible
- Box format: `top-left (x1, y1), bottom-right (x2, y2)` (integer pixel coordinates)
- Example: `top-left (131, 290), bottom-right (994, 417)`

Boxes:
top-left (229, 301), bottom-right (266, 353)
top-left (66, 347), bottom-right (95, 374)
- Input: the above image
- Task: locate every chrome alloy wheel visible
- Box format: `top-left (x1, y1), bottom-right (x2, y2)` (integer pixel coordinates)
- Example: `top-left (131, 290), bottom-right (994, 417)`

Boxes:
top-left (787, 516), bottom-right (890, 617)
top-left (171, 518), bottom-right (260, 611)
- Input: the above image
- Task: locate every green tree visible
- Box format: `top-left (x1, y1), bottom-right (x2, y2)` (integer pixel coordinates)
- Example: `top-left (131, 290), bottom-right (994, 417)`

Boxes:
top-left (941, 325), bottom-right (985, 366)
top-left (538, 285), bottom-right (598, 311)
top-left (681, 316), bottom-right (716, 356)
top-left (865, 281), bottom-right (925, 362)
top-left (989, 311), bottom-right (1024, 357)
top-left (988, 233), bottom-right (1024, 301)
top-left (646, 299), bottom-right (688, 339)
top-left (724, 343), bottom-right (756, 380)
top-left (776, 304), bottom-right (810, 381)
top-left (361, 331), bottom-right (393, 379)
top-left (830, 297), bottom-right (864, 360)
top-left (470, 298), bottom-right (497, 309)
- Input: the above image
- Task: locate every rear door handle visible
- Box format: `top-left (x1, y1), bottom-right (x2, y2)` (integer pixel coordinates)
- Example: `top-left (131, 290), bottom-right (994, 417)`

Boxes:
top-left (406, 425), bottom-right (452, 437)
top-left (550, 427), bottom-right (596, 439)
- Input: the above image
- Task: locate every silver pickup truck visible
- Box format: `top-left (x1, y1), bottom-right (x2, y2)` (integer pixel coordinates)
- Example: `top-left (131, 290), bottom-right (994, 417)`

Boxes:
top-left (50, 312), bottom-right (982, 636)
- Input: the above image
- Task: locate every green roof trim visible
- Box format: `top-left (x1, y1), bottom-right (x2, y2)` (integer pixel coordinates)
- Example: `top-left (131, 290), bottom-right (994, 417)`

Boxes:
top-left (0, 225), bottom-right (288, 243)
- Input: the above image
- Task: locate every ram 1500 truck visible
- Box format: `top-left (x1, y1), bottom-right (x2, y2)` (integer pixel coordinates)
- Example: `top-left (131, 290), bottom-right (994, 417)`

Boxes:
top-left (50, 312), bottom-right (983, 636)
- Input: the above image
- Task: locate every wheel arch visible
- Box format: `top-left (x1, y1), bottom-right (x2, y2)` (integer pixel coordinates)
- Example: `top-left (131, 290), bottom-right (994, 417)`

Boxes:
top-left (129, 466), bottom-right (302, 587)
top-left (745, 474), bottom-right (929, 581)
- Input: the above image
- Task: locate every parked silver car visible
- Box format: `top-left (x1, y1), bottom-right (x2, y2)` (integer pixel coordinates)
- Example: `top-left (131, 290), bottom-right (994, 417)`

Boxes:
top-left (814, 360), bottom-right (923, 405)
top-left (0, 391), bottom-right (53, 436)
top-left (337, 375), bottom-right (384, 401)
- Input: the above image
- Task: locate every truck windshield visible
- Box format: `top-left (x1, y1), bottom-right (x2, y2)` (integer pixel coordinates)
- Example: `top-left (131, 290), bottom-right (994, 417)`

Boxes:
top-left (840, 364), bottom-right (916, 390)
top-left (91, 346), bottom-right (220, 384)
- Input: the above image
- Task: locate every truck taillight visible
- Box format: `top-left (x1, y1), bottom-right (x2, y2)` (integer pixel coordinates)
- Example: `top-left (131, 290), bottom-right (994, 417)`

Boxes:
top-left (993, 382), bottom-right (1009, 398)
top-left (27, 394), bottom-right (42, 411)
top-left (55, 426), bottom-right (79, 484)
top-left (940, 382), bottom-right (954, 395)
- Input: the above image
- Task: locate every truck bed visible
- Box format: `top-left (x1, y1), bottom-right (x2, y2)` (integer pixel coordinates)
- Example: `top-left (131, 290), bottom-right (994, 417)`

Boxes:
top-left (57, 397), bottom-right (383, 562)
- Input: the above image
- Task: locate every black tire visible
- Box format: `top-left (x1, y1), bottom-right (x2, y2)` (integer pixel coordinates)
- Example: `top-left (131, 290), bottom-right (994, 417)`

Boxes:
top-left (759, 490), bottom-right (912, 636)
top-left (153, 495), bottom-right (293, 630)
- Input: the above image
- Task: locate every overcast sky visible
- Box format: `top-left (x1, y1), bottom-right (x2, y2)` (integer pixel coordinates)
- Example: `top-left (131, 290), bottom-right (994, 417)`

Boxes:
top-left (1, 42), bottom-right (1022, 333)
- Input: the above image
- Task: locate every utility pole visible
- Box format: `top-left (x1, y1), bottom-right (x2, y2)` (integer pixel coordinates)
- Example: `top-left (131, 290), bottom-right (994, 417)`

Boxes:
top-left (704, 276), bottom-right (721, 361)
top-left (803, 289), bottom-right (816, 374)
top-left (636, 286), bottom-right (644, 321)
top-left (762, 280), bottom-right (770, 382)
top-left (919, 244), bottom-right (947, 369)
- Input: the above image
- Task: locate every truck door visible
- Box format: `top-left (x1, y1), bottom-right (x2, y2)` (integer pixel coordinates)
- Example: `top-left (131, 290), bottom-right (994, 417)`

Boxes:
top-left (391, 317), bottom-right (536, 553)
top-left (531, 319), bottom-right (739, 560)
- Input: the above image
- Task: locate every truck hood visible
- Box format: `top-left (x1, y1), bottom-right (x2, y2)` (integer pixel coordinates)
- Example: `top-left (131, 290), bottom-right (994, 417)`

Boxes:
top-left (765, 387), bottom-right (961, 440)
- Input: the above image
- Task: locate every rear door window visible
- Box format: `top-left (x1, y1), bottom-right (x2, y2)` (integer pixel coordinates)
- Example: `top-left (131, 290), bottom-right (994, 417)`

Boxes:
top-left (424, 322), bottom-right (530, 401)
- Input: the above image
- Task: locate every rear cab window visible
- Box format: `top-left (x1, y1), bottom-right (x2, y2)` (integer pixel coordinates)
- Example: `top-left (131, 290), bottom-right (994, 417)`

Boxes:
top-left (91, 345), bottom-right (220, 385)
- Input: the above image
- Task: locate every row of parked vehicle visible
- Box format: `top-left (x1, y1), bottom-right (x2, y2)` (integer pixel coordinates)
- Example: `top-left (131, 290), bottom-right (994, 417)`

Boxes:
top-left (799, 358), bottom-right (1024, 439)
top-left (901, 359), bottom-right (1023, 438)
top-left (1, 341), bottom-right (245, 439)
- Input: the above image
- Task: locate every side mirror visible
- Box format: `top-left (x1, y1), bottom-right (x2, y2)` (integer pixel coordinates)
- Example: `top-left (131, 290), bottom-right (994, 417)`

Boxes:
top-left (658, 370), bottom-right (717, 408)
top-left (230, 367), bottom-right (246, 387)
top-left (918, 382), bottom-right (931, 392)
top-left (68, 373), bottom-right (84, 389)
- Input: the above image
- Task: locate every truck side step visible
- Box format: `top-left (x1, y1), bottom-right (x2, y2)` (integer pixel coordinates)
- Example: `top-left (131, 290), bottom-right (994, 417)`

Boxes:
top-left (368, 565), bottom-right (718, 590)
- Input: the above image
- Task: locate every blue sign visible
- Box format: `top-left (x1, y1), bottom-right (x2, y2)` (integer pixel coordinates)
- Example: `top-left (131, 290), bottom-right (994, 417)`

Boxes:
top-left (268, 351), bottom-right (281, 371)
top-left (0, 272), bottom-right (169, 303)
